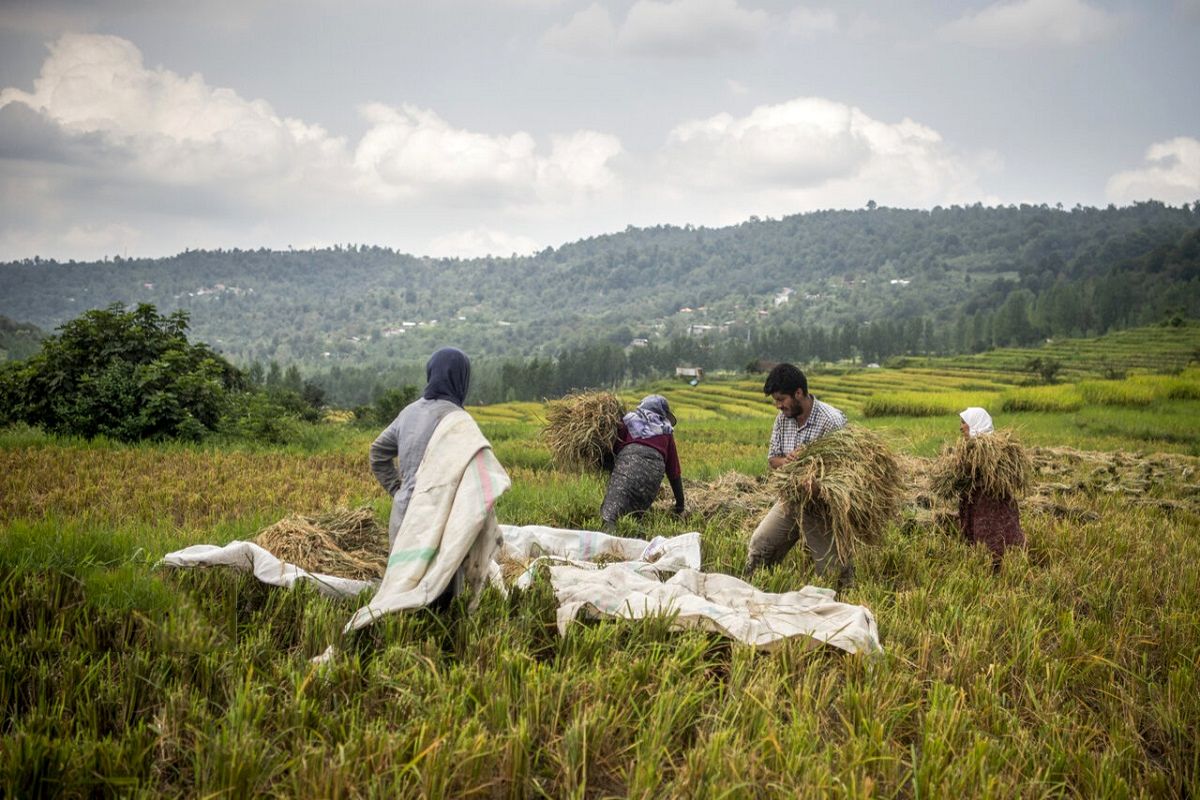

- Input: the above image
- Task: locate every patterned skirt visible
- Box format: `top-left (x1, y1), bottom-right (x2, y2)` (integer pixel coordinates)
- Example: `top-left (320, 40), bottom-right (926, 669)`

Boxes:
top-left (600, 443), bottom-right (666, 523)
top-left (960, 490), bottom-right (1025, 564)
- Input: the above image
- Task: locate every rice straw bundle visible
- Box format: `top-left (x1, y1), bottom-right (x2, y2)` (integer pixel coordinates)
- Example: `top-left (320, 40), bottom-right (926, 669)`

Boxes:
top-left (542, 391), bottom-right (626, 471)
top-left (770, 426), bottom-right (903, 562)
top-left (254, 506), bottom-right (387, 581)
top-left (929, 429), bottom-right (1032, 502)
top-left (685, 471), bottom-right (775, 518)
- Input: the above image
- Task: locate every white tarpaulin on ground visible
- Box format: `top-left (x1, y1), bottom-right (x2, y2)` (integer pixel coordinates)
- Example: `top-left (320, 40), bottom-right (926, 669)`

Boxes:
top-left (498, 525), bottom-right (700, 588)
top-left (158, 541), bottom-right (374, 597)
top-left (549, 565), bottom-right (882, 654)
top-left (159, 476), bottom-right (880, 652)
top-left (158, 527), bottom-right (701, 597)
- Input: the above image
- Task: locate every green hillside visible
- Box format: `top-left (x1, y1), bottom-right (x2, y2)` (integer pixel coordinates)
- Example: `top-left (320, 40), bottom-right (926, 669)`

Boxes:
top-left (2, 203), bottom-right (1197, 372)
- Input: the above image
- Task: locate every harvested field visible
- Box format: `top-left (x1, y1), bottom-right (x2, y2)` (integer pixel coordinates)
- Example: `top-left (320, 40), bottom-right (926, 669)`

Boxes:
top-left (681, 470), bottom-right (774, 521)
top-left (4, 324), bottom-right (1200, 798)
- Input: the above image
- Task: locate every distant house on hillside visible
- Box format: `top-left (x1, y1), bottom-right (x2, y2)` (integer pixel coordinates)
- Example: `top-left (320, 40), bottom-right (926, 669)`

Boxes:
top-left (675, 366), bottom-right (704, 381)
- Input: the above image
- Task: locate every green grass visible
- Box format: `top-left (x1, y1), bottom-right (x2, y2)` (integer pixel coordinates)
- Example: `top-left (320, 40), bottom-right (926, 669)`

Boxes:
top-left (862, 391), bottom-right (999, 418)
top-left (3, 324), bottom-right (1200, 796)
top-left (1078, 379), bottom-right (1158, 407)
top-left (999, 385), bottom-right (1085, 413)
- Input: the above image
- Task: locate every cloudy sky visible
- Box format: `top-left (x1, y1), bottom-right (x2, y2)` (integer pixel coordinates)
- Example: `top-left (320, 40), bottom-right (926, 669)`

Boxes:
top-left (0, 0), bottom-right (1197, 261)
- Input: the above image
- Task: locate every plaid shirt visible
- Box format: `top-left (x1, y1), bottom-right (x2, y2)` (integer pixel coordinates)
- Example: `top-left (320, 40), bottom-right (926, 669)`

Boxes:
top-left (768, 397), bottom-right (847, 458)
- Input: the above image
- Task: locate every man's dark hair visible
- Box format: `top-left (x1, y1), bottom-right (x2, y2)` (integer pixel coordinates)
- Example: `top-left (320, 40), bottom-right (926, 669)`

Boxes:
top-left (763, 363), bottom-right (808, 397)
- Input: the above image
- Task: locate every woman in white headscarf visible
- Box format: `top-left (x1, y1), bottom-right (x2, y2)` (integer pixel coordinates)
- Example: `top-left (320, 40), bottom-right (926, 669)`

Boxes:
top-left (956, 407), bottom-right (1025, 565)
top-left (599, 394), bottom-right (685, 533)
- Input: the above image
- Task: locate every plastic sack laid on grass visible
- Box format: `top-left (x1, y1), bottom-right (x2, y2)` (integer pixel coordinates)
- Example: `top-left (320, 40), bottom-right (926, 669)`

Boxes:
top-left (497, 524), bottom-right (701, 589)
top-left (159, 525), bottom-right (702, 597)
top-left (159, 541), bottom-right (375, 598)
top-left (549, 565), bottom-right (882, 654)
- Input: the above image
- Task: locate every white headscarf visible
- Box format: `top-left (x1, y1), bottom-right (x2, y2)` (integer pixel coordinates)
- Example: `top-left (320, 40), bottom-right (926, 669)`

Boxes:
top-left (959, 407), bottom-right (994, 437)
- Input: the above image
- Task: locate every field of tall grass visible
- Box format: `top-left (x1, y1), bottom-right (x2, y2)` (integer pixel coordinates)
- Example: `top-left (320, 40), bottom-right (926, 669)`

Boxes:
top-left (3, 327), bottom-right (1199, 797)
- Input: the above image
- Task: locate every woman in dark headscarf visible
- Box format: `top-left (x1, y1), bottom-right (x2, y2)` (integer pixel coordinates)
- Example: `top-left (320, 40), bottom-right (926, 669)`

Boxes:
top-left (370, 347), bottom-right (473, 548)
top-left (599, 394), bottom-right (685, 533)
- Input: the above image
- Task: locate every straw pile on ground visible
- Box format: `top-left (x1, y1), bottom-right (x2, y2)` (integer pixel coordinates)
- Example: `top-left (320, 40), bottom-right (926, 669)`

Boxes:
top-left (683, 471), bottom-right (775, 521)
top-left (770, 426), bottom-right (904, 562)
top-left (930, 430), bottom-right (1033, 502)
top-left (542, 391), bottom-right (625, 472)
top-left (254, 506), bottom-right (387, 581)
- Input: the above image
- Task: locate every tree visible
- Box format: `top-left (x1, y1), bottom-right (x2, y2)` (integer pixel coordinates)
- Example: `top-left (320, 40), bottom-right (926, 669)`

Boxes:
top-left (373, 385), bottom-right (419, 426)
top-left (3, 304), bottom-right (243, 441)
top-left (1025, 356), bottom-right (1062, 384)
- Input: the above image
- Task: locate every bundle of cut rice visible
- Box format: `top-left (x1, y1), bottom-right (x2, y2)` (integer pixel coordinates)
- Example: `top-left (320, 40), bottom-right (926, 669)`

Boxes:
top-left (770, 426), bottom-right (903, 562)
top-left (684, 471), bottom-right (775, 519)
top-left (542, 391), bottom-right (626, 472)
top-left (929, 429), bottom-right (1032, 503)
top-left (253, 506), bottom-right (387, 581)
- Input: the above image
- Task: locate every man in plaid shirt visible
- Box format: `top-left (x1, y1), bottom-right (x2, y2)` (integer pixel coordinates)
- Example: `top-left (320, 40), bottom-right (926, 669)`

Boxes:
top-left (746, 363), bottom-right (852, 586)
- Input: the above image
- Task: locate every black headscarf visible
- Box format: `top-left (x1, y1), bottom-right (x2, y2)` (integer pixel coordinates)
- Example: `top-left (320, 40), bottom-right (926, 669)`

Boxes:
top-left (422, 347), bottom-right (471, 406)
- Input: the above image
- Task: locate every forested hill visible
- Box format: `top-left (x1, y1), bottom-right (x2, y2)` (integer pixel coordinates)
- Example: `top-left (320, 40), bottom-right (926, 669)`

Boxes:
top-left (1, 202), bottom-right (1198, 370)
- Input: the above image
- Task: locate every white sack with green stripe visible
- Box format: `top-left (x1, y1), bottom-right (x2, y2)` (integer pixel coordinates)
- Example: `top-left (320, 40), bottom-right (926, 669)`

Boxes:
top-left (344, 409), bottom-right (510, 631)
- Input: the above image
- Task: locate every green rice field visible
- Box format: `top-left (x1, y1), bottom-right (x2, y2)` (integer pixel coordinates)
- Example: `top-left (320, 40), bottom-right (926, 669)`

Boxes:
top-left (3, 322), bottom-right (1199, 797)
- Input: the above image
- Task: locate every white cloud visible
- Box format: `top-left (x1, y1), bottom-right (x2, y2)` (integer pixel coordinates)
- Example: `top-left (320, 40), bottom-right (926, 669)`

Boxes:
top-left (426, 227), bottom-right (542, 259)
top-left (1106, 137), bottom-right (1200, 205)
top-left (2, 33), bottom-right (625, 207)
top-left (540, 130), bottom-right (624, 196)
top-left (0, 33), bottom-right (348, 189)
top-left (940, 0), bottom-right (1121, 47)
top-left (726, 78), bottom-right (750, 95)
top-left (541, 3), bottom-right (617, 55)
top-left (0, 33), bottom-right (1003, 262)
top-left (788, 7), bottom-right (838, 37)
top-left (663, 99), bottom-right (872, 187)
top-left (544, 0), bottom-right (769, 57)
top-left (353, 104), bottom-right (622, 203)
top-left (0, 33), bottom-right (628, 259)
top-left (656, 97), bottom-right (995, 216)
